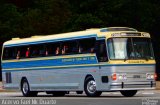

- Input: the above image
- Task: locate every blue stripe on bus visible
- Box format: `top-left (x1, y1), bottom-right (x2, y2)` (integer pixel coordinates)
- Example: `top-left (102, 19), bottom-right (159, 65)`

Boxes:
top-left (2, 65), bottom-right (99, 72)
top-left (2, 56), bottom-right (98, 69)
top-left (4, 34), bottom-right (97, 47)
top-left (2, 64), bottom-right (155, 72)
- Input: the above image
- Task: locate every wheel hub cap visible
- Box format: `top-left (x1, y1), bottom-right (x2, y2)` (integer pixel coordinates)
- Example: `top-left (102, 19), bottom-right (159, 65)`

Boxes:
top-left (87, 80), bottom-right (96, 93)
top-left (22, 82), bottom-right (29, 94)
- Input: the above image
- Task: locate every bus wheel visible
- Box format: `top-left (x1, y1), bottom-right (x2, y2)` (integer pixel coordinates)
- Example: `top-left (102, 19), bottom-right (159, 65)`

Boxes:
top-left (52, 91), bottom-right (66, 97)
top-left (21, 79), bottom-right (38, 97)
top-left (120, 90), bottom-right (137, 97)
top-left (84, 77), bottom-right (102, 97)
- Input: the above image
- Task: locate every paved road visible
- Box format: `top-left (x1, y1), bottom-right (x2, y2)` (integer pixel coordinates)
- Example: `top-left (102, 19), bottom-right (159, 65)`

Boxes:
top-left (0, 90), bottom-right (160, 105)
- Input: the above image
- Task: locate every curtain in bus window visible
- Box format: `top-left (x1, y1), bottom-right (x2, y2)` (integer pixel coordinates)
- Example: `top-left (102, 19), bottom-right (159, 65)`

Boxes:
top-left (108, 39), bottom-right (114, 59)
top-left (113, 38), bottom-right (127, 59)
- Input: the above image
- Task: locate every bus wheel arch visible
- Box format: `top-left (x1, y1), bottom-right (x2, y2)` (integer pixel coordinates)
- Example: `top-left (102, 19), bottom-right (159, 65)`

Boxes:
top-left (20, 77), bottom-right (38, 97)
top-left (84, 75), bottom-right (93, 81)
top-left (84, 75), bottom-right (102, 97)
top-left (20, 77), bottom-right (27, 86)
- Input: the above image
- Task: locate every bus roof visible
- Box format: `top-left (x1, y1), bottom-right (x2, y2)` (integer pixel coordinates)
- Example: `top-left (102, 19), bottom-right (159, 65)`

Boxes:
top-left (3, 27), bottom-right (138, 47)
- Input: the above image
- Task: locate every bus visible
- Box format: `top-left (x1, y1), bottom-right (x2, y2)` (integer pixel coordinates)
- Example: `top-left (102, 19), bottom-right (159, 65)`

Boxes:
top-left (1, 27), bottom-right (156, 97)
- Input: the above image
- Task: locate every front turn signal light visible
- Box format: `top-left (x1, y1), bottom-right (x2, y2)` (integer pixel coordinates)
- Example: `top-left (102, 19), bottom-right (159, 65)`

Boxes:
top-left (154, 73), bottom-right (157, 80)
top-left (112, 73), bottom-right (117, 81)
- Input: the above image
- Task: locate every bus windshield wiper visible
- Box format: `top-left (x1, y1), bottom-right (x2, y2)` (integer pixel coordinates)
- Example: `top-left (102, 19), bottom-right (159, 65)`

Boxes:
top-left (144, 56), bottom-right (149, 61)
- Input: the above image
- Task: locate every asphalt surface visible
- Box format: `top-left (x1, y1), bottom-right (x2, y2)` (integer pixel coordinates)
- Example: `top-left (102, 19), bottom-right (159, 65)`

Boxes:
top-left (0, 90), bottom-right (160, 105)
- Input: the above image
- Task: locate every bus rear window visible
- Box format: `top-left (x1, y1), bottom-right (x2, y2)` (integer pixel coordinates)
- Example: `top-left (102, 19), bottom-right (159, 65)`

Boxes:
top-left (2, 47), bottom-right (16, 60)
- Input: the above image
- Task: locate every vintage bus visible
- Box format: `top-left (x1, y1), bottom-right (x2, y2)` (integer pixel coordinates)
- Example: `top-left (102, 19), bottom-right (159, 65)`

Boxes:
top-left (1, 27), bottom-right (156, 97)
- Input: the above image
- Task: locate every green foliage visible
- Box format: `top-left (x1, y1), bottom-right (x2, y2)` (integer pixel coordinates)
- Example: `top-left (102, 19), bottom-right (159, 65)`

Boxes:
top-left (0, 3), bottom-right (22, 39)
top-left (0, 0), bottom-right (160, 38)
top-left (65, 13), bottom-right (104, 31)
top-left (0, 0), bottom-right (160, 52)
top-left (0, 0), bottom-right (71, 39)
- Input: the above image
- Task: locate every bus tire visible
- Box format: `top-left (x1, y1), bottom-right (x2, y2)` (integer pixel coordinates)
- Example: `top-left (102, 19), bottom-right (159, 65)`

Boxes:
top-left (21, 79), bottom-right (38, 97)
top-left (120, 90), bottom-right (137, 97)
top-left (84, 76), bottom-right (102, 97)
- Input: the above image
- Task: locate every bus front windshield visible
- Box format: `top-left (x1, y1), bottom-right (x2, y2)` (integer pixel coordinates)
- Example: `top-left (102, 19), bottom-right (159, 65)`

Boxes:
top-left (108, 38), bottom-right (154, 60)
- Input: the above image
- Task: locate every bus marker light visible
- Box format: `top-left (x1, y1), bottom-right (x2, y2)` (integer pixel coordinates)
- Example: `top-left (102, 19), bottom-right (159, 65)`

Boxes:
top-left (146, 73), bottom-right (155, 80)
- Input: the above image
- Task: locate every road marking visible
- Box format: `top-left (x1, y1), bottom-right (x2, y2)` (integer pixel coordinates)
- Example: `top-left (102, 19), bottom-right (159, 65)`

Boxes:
top-left (102, 93), bottom-right (111, 95)
top-left (142, 92), bottom-right (154, 95)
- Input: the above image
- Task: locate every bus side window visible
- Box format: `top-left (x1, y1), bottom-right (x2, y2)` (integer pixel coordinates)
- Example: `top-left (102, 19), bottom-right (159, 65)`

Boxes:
top-left (78, 46), bottom-right (83, 53)
top-left (25, 47), bottom-right (30, 58)
top-left (95, 39), bottom-right (108, 62)
top-left (2, 48), bottom-right (9, 60)
top-left (61, 40), bottom-right (78, 55)
top-left (39, 44), bottom-right (46, 57)
top-left (3, 47), bottom-right (17, 60)
top-left (45, 42), bottom-right (61, 56)
top-left (16, 46), bottom-right (26, 59)
top-left (61, 45), bottom-right (67, 54)
top-left (55, 47), bottom-right (60, 55)
top-left (78, 38), bottom-right (96, 53)
top-left (16, 50), bottom-right (20, 59)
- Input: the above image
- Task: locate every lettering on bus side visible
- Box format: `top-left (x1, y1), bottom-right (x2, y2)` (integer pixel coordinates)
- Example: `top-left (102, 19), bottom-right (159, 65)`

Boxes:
top-left (128, 61), bottom-right (145, 64)
top-left (62, 58), bottom-right (75, 62)
top-left (62, 57), bottom-right (96, 62)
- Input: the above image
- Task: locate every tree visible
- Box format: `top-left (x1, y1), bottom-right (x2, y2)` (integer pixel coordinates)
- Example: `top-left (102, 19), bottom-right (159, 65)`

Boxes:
top-left (19, 0), bottom-right (71, 36)
top-left (65, 13), bottom-right (104, 32)
top-left (0, 3), bottom-right (22, 40)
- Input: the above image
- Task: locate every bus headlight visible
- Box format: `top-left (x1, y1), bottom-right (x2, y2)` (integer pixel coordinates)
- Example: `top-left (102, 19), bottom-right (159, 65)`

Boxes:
top-left (146, 73), bottom-right (154, 80)
top-left (118, 75), bottom-right (123, 80)
top-left (118, 74), bottom-right (127, 80)
top-left (112, 73), bottom-right (127, 81)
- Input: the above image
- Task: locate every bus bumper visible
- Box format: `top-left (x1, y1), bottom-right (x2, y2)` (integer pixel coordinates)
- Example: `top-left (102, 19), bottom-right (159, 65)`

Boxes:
top-left (109, 81), bottom-right (156, 90)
